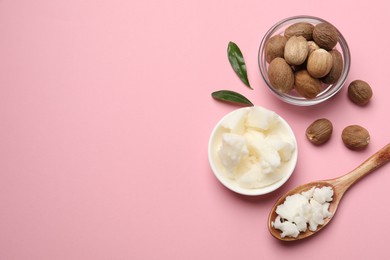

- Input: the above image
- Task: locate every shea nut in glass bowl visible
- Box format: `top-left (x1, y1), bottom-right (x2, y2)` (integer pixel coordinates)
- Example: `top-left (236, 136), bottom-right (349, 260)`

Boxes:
top-left (258, 15), bottom-right (351, 106)
top-left (208, 106), bottom-right (298, 196)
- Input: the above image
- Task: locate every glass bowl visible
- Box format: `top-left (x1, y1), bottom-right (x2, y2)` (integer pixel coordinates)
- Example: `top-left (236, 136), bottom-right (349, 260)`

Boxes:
top-left (258, 15), bottom-right (351, 106)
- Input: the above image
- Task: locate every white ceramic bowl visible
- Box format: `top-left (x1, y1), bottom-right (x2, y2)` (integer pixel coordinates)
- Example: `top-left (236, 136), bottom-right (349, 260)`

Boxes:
top-left (208, 106), bottom-right (298, 196)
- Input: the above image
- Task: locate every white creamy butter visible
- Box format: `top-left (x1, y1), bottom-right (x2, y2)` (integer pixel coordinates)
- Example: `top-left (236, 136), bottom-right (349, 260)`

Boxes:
top-left (218, 133), bottom-right (249, 175)
top-left (220, 109), bottom-right (248, 135)
top-left (216, 106), bottom-right (296, 189)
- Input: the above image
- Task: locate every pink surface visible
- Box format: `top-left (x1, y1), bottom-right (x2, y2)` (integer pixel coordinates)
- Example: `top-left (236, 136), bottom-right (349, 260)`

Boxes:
top-left (1, 0), bottom-right (389, 259)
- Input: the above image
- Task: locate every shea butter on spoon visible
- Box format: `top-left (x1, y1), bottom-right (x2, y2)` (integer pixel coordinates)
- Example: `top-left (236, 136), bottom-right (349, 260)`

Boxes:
top-left (268, 143), bottom-right (390, 241)
top-left (208, 106), bottom-right (298, 196)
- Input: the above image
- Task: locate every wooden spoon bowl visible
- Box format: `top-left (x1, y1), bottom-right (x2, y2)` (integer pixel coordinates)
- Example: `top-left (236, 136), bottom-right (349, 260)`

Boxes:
top-left (268, 143), bottom-right (390, 241)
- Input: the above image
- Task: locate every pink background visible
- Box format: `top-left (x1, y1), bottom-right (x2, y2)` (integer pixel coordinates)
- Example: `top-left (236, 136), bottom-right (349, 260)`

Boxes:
top-left (1, 0), bottom-right (389, 259)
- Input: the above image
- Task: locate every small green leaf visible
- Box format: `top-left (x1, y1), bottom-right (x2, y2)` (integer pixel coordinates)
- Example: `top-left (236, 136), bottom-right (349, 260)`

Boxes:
top-left (211, 90), bottom-right (253, 106)
top-left (227, 41), bottom-right (252, 89)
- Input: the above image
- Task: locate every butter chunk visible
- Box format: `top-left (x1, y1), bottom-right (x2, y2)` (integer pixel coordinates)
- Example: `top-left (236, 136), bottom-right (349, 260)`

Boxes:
top-left (237, 164), bottom-right (263, 188)
top-left (246, 106), bottom-right (278, 131)
top-left (272, 216), bottom-right (300, 238)
top-left (257, 141), bottom-right (281, 174)
top-left (218, 133), bottom-right (248, 173)
top-left (221, 109), bottom-right (248, 134)
top-left (265, 135), bottom-right (295, 162)
top-left (313, 186), bottom-right (334, 204)
top-left (276, 194), bottom-right (308, 222)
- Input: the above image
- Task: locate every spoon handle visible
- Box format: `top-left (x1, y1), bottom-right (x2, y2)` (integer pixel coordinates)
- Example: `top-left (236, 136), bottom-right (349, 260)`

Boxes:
top-left (332, 143), bottom-right (390, 194)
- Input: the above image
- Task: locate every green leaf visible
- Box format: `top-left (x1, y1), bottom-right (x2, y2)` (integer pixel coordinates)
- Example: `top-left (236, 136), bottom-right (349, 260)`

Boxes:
top-left (211, 90), bottom-right (253, 106)
top-left (227, 41), bottom-right (252, 89)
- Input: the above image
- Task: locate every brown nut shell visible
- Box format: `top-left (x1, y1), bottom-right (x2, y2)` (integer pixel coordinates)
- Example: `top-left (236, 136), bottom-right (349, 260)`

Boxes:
top-left (312, 22), bottom-right (339, 51)
top-left (268, 57), bottom-right (294, 93)
top-left (307, 49), bottom-right (333, 78)
top-left (341, 125), bottom-right (370, 150)
top-left (348, 80), bottom-right (373, 106)
top-left (294, 70), bottom-right (322, 99)
top-left (306, 118), bottom-right (333, 145)
top-left (307, 41), bottom-right (320, 55)
top-left (321, 49), bottom-right (343, 84)
top-left (284, 36), bottom-right (309, 66)
top-left (284, 22), bottom-right (314, 40)
top-left (265, 35), bottom-right (288, 63)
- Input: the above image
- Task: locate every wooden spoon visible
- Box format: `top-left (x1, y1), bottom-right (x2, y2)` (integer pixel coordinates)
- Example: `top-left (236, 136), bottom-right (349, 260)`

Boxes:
top-left (268, 143), bottom-right (390, 241)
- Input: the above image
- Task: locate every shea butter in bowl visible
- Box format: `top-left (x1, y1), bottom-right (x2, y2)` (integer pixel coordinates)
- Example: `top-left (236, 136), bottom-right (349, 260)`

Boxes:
top-left (208, 106), bottom-right (298, 196)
